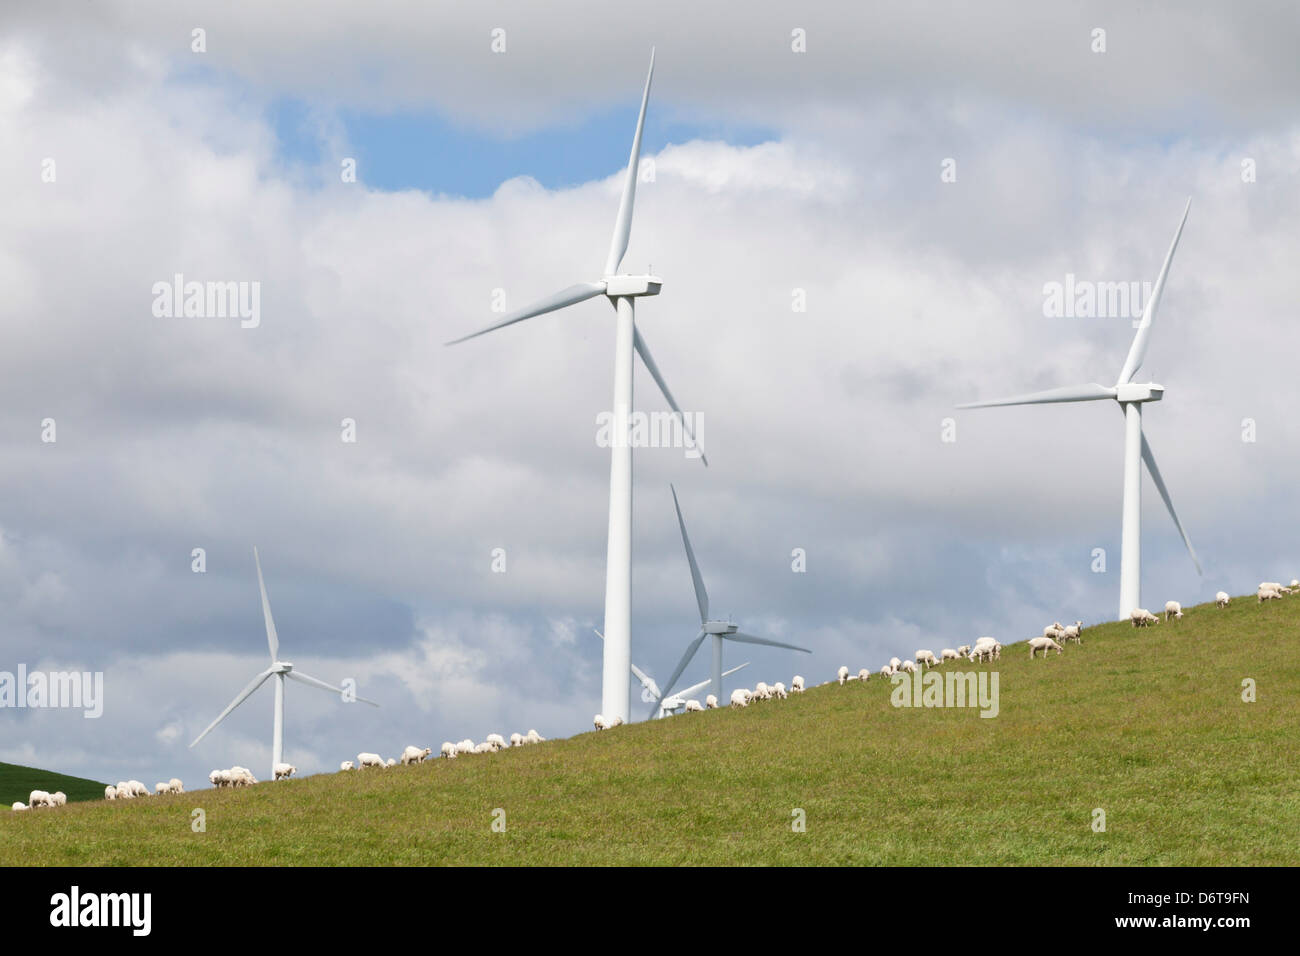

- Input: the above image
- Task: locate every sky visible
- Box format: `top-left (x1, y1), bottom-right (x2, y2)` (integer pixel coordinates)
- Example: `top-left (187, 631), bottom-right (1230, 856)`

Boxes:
top-left (2, 1), bottom-right (1299, 789)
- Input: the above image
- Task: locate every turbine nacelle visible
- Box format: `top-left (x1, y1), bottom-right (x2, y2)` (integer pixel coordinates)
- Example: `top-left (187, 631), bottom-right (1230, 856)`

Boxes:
top-left (603, 274), bottom-right (662, 298)
top-left (271, 661), bottom-right (294, 674)
top-left (1115, 383), bottom-right (1164, 403)
top-left (703, 620), bottom-right (738, 635)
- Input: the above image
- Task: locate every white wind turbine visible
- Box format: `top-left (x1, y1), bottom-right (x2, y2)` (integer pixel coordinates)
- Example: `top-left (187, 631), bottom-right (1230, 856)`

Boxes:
top-left (594, 628), bottom-right (748, 718)
top-left (189, 548), bottom-right (378, 778)
top-left (957, 199), bottom-right (1202, 620)
top-left (447, 49), bottom-right (705, 724)
top-left (656, 484), bottom-right (811, 714)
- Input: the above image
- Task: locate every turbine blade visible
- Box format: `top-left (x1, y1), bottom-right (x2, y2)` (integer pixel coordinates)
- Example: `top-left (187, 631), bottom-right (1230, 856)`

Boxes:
top-left (444, 282), bottom-right (607, 346)
top-left (635, 328), bottom-right (708, 466)
top-left (956, 383), bottom-right (1118, 409)
top-left (676, 662), bottom-right (748, 701)
top-left (1139, 429), bottom-right (1203, 575)
top-left (286, 669), bottom-right (379, 706)
top-left (253, 547), bottom-right (279, 662)
top-left (604, 49), bottom-right (655, 276)
top-left (628, 661), bottom-right (660, 700)
top-left (1118, 197), bottom-right (1191, 385)
top-left (728, 631), bottom-right (812, 653)
top-left (670, 484), bottom-right (709, 623)
top-left (658, 629), bottom-right (707, 703)
top-left (189, 668), bottom-right (275, 748)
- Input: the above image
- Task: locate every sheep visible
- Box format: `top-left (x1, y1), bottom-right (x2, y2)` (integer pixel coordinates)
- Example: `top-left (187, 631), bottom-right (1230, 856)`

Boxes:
top-left (1130, 608), bottom-right (1160, 627)
top-left (1061, 622), bottom-right (1083, 644)
top-left (773, 681), bottom-right (790, 698)
top-left (888, 656), bottom-right (902, 671)
top-left (971, 638), bottom-right (1000, 663)
top-left (525, 729), bottom-right (544, 744)
top-left (49, 791), bottom-right (67, 806)
top-left (898, 660), bottom-right (916, 674)
top-left (879, 664), bottom-right (894, 678)
top-left (127, 780), bottom-right (149, 798)
top-left (1260, 582), bottom-right (1286, 593)
top-left (941, 649), bottom-right (960, 663)
top-left (1164, 600), bottom-right (1183, 622)
top-left (12, 802), bottom-right (27, 811)
top-left (1028, 636), bottom-right (1063, 658)
top-left (1043, 622), bottom-right (1066, 640)
top-left (485, 734), bottom-right (507, 751)
top-left (594, 714), bottom-right (609, 730)
top-left (169, 778), bottom-right (184, 794)
top-left (28, 790), bottom-right (51, 808)
top-left (609, 716), bottom-right (625, 727)
top-left (836, 666), bottom-right (849, 685)
top-left (753, 681), bottom-right (773, 699)
top-left (273, 762), bottom-right (298, 780)
top-left (155, 782), bottom-right (170, 795)
top-left (1258, 586), bottom-right (1283, 603)
top-left (340, 760), bottom-right (355, 771)
top-left (856, 669), bottom-right (870, 682)
top-left (956, 644), bottom-right (971, 658)
top-left (915, 650), bottom-right (938, 669)
top-left (228, 768), bottom-right (256, 788)
top-left (104, 785), bottom-right (118, 801)
top-left (1216, 591), bottom-right (1230, 608)
top-left (402, 745), bottom-right (433, 765)
top-left (705, 694), bottom-right (719, 709)
top-left (357, 752), bottom-right (385, 769)
top-left (385, 758), bottom-right (397, 767)
top-left (440, 742), bottom-right (457, 759)
top-left (684, 699), bottom-right (704, 712)
top-left (469, 742), bottom-right (491, 754)
top-left (791, 675), bottom-right (805, 693)
top-left (730, 688), bottom-right (751, 708)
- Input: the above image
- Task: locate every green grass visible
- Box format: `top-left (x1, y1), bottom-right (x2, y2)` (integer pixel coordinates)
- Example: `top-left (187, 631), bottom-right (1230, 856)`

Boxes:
top-left (3, 593), bottom-right (1298, 865)
top-left (0, 761), bottom-right (107, 808)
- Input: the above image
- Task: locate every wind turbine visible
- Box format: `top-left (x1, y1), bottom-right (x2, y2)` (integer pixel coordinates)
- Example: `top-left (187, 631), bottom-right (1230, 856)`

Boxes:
top-left (189, 548), bottom-right (378, 778)
top-left (447, 49), bottom-right (705, 724)
top-left (594, 628), bottom-right (748, 717)
top-left (656, 484), bottom-right (811, 714)
top-left (957, 199), bottom-right (1202, 620)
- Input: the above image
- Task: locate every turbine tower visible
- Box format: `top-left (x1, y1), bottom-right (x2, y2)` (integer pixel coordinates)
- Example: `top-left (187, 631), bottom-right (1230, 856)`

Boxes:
top-left (447, 49), bottom-right (705, 723)
top-left (957, 199), bottom-right (1202, 620)
top-left (189, 548), bottom-right (378, 778)
top-left (594, 627), bottom-right (748, 717)
top-left (657, 484), bottom-right (811, 713)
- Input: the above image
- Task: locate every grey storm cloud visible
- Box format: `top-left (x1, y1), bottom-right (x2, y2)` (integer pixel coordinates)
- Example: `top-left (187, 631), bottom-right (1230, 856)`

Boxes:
top-left (0, 3), bottom-right (1298, 789)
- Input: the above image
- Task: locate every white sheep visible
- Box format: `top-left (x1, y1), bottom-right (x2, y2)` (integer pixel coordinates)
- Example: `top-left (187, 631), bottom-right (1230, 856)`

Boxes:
top-left (526, 729), bottom-right (544, 744)
top-left (791, 675), bottom-right (805, 693)
top-left (836, 666), bottom-right (849, 685)
top-left (169, 778), bottom-right (183, 794)
top-left (941, 649), bottom-right (960, 663)
top-left (773, 681), bottom-right (790, 698)
top-left (401, 745), bottom-right (432, 765)
top-left (50, 791), bottom-right (67, 806)
top-left (485, 734), bottom-right (507, 751)
top-left (684, 699), bottom-right (704, 712)
top-left (729, 688), bottom-right (751, 708)
top-left (1028, 636), bottom-right (1063, 658)
top-left (1042, 622), bottom-right (1066, 640)
top-left (440, 742), bottom-right (457, 759)
top-left (1164, 601), bottom-right (1183, 622)
top-left (1260, 582), bottom-right (1286, 593)
top-left (273, 762), bottom-right (297, 780)
top-left (915, 650), bottom-right (938, 669)
top-left (705, 694), bottom-right (719, 709)
top-left (609, 716), bottom-right (625, 727)
top-left (509, 733), bottom-right (524, 748)
top-left (1130, 608), bottom-right (1160, 627)
top-left (385, 758), bottom-right (397, 767)
top-left (11, 802), bottom-right (27, 811)
top-left (594, 714), bottom-right (609, 730)
top-left (28, 790), bottom-right (51, 808)
top-left (888, 656), bottom-right (902, 671)
top-left (340, 760), bottom-right (355, 771)
top-left (1216, 591), bottom-right (1230, 608)
top-left (104, 785), bottom-right (118, 801)
top-left (155, 782), bottom-right (170, 795)
top-left (879, 664), bottom-right (894, 677)
top-left (956, 644), bottom-right (971, 658)
top-left (753, 681), bottom-right (773, 699)
top-left (898, 659), bottom-right (916, 674)
top-left (127, 780), bottom-right (149, 797)
top-left (1062, 622), bottom-right (1083, 644)
top-left (357, 752), bottom-right (385, 769)
top-left (856, 669), bottom-right (870, 683)
top-left (1258, 586), bottom-right (1283, 603)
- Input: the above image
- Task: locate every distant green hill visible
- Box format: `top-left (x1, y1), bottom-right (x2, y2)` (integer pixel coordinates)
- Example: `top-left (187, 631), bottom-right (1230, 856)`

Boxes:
top-left (1, 592), bottom-right (1297, 865)
top-left (0, 761), bottom-right (106, 807)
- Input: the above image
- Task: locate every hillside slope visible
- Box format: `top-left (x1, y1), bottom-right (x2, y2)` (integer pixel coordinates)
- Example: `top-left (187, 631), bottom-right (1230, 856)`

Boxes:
top-left (0, 761), bottom-right (106, 808)
top-left (2, 593), bottom-right (1298, 865)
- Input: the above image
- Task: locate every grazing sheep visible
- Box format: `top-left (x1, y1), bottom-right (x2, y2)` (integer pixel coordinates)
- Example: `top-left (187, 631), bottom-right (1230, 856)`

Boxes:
top-left (525, 729), bottom-right (544, 744)
top-left (440, 742), bottom-right (457, 759)
top-left (1061, 623), bottom-right (1083, 644)
top-left (273, 762), bottom-right (298, 780)
top-left (856, 669), bottom-right (870, 682)
top-left (753, 681), bottom-right (773, 699)
top-left (357, 752), bottom-right (385, 769)
top-left (791, 675), bottom-right (805, 693)
top-left (127, 780), bottom-right (149, 798)
top-left (1216, 591), bottom-right (1230, 608)
top-left (1043, 622), bottom-right (1066, 640)
top-left (50, 791), bottom-right (67, 806)
top-left (1258, 586), bottom-right (1283, 603)
top-left (594, 714), bottom-right (609, 730)
top-left (684, 699), bottom-right (704, 712)
top-left (773, 681), bottom-right (790, 698)
top-left (155, 783), bottom-right (170, 795)
top-left (340, 760), bottom-right (355, 771)
top-left (456, 739), bottom-right (475, 755)
top-left (28, 790), bottom-right (51, 808)
top-left (385, 758), bottom-right (397, 767)
top-left (705, 694), bottom-right (719, 709)
top-left (879, 664), bottom-right (894, 677)
top-left (915, 650), bottom-right (938, 669)
top-left (971, 638), bottom-right (1000, 663)
top-left (12, 802), bottom-right (27, 811)
top-left (401, 745), bottom-right (433, 765)
top-left (898, 660), bottom-right (916, 674)
top-left (837, 666), bottom-right (849, 685)
top-left (1130, 608), bottom-right (1160, 627)
top-left (956, 644), bottom-right (971, 659)
top-left (889, 657), bottom-right (902, 671)
top-left (609, 716), bottom-right (625, 727)
top-left (1164, 601), bottom-right (1183, 622)
top-left (730, 688), bottom-right (751, 708)
top-left (941, 649), bottom-right (960, 663)
top-left (104, 785), bottom-right (118, 801)
top-left (485, 734), bottom-right (507, 751)
top-left (1028, 636), bottom-right (1063, 658)
top-left (1260, 582), bottom-right (1286, 594)
top-left (169, 778), bottom-right (184, 794)
top-left (469, 742), bottom-right (491, 754)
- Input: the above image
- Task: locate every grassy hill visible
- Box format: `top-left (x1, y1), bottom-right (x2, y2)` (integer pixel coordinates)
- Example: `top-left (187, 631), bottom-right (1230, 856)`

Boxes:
top-left (0, 761), bottom-right (106, 808)
top-left (2, 592), bottom-right (1297, 865)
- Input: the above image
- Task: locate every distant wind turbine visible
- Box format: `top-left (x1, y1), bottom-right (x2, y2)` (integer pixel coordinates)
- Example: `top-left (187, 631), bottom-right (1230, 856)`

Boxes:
top-left (594, 628), bottom-right (747, 718)
top-left (657, 485), bottom-right (811, 714)
top-left (446, 49), bottom-right (705, 724)
top-left (957, 199), bottom-right (1202, 620)
top-left (189, 548), bottom-right (378, 778)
